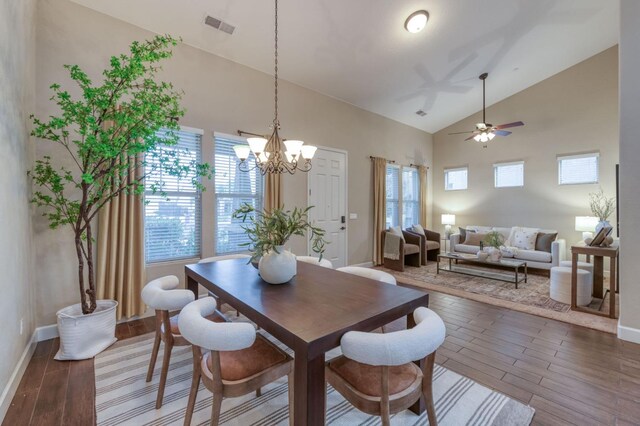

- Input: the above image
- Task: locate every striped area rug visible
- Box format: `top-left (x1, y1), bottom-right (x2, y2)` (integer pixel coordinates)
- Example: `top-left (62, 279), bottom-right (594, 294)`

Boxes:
top-left (95, 330), bottom-right (534, 425)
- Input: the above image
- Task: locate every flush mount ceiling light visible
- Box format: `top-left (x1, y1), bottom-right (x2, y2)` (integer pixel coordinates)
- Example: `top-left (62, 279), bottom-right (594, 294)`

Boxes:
top-left (404, 10), bottom-right (429, 33)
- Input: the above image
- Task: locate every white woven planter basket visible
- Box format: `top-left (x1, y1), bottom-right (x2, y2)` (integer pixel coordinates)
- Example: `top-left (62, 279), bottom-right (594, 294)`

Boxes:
top-left (55, 299), bottom-right (118, 360)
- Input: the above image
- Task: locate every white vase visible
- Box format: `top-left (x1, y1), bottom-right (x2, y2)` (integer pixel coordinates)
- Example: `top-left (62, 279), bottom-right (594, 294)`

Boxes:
top-left (477, 251), bottom-right (489, 261)
top-left (259, 245), bottom-right (297, 284)
top-left (489, 248), bottom-right (502, 262)
top-left (596, 220), bottom-right (611, 234)
top-left (55, 299), bottom-right (118, 360)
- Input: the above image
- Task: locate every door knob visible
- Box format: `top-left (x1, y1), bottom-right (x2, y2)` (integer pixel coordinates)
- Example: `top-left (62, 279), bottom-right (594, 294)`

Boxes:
top-left (340, 226), bottom-right (346, 230)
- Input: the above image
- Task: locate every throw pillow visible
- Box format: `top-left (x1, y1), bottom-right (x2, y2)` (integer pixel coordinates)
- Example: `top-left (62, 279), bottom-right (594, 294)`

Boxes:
top-left (512, 228), bottom-right (538, 250)
top-left (535, 232), bottom-right (557, 253)
top-left (412, 224), bottom-right (425, 236)
top-left (464, 232), bottom-right (487, 247)
top-left (459, 227), bottom-right (475, 243)
top-left (389, 226), bottom-right (405, 241)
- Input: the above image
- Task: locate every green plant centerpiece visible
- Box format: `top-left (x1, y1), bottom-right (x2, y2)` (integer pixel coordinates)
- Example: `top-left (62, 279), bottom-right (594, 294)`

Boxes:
top-left (589, 188), bottom-right (616, 232)
top-left (484, 230), bottom-right (505, 261)
top-left (29, 34), bottom-right (211, 326)
top-left (233, 204), bottom-right (327, 284)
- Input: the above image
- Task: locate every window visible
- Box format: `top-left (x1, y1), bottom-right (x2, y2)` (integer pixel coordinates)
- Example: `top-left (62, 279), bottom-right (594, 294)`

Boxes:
top-left (402, 167), bottom-right (420, 228)
top-left (214, 134), bottom-right (264, 254)
top-left (144, 128), bottom-right (203, 263)
top-left (558, 153), bottom-right (599, 185)
top-left (385, 165), bottom-right (400, 228)
top-left (444, 167), bottom-right (468, 191)
top-left (494, 161), bottom-right (524, 188)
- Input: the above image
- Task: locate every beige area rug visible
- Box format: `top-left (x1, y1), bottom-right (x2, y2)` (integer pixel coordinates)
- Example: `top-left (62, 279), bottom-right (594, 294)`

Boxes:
top-left (379, 262), bottom-right (617, 334)
top-left (95, 330), bottom-right (535, 425)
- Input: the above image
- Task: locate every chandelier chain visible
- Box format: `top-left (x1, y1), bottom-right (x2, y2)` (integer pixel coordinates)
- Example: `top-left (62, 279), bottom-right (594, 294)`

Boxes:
top-left (274, 0), bottom-right (279, 126)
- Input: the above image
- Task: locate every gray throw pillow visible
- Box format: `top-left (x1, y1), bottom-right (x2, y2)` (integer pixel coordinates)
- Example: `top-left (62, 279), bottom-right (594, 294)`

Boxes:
top-left (535, 232), bottom-right (557, 253)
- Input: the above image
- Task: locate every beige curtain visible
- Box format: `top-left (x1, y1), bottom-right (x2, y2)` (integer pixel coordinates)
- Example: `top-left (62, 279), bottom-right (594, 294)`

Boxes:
top-left (372, 157), bottom-right (387, 265)
top-left (96, 153), bottom-right (146, 320)
top-left (418, 165), bottom-right (428, 227)
top-left (264, 173), bottom-right (282, 212)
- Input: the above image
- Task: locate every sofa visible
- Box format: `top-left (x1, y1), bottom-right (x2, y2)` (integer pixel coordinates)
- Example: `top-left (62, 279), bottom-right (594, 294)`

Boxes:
top-left (449, 225), bottom-right (566, 270)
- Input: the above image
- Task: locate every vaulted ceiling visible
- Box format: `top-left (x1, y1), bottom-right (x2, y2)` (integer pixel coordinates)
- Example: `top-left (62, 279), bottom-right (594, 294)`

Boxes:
top-left (71, 0), bottom-right (618, 133)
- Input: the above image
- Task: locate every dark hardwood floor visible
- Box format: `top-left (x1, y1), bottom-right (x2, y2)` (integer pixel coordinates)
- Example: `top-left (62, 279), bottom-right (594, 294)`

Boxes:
top-left (4, 290), bottom-right (640, 425)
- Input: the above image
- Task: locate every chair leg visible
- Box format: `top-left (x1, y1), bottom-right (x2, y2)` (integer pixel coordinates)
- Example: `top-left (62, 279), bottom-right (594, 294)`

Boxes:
top-left (423, 352), bottom-right (438, 426)
top-left (287, 370), bottom-right (294, 426)
top-left (184, 347), bottom-right (201, 426)
top-left (146, 330), bottom-right (161, 382)
top-left (380, 366), bottom-right (390, 426)
top-left (156, 339), bottom-right (173, 409)
top-left (210, 392), bottom-right (223, 426)
top-left (255, 388), bottom-right (261, 397)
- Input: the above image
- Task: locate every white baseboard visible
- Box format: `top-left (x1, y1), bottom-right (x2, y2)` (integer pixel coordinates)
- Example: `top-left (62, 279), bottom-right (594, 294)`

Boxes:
top-left (348, 261), bottom-right (374, 268)
top-left (0, 332), bottom-right (37, 421)
top-left (36, 324), bottom-right (59, 341)
top-left (618, 323), bottom-right (640, 344)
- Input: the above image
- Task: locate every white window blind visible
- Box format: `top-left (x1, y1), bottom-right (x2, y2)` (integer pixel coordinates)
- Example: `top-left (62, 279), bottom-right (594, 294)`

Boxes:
top-left (402, 167), bottom-right (420, 228)
top-left (558, 153), bottom-right (599, 185)
top-left (444, 167), bottom-right (468, 190)
top-left (144, 128), bottom-right (203, 263)
top-left (385, 165), bottom-right (400, 228)
top-left (214, 135), bottom-right (263, 254)
top-left (494, 161), bottom-right (524, 188)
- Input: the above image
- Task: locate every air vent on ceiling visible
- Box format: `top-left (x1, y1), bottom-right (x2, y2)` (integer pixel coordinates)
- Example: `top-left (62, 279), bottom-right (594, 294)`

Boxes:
top-left (205, 15), bottom-right (235, 35)
top-left (415, 109), bottom-right (427, 117)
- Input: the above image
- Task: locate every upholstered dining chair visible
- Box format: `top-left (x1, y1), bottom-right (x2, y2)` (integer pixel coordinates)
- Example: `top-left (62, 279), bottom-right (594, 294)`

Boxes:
top-left (336, 267), bottom-right (404, 332)
top-left (141, 275), bottom-right (227, 409)
top-left (326, 307), bottom-right (446, 426)
top-left (179, 297), bottom-right (294, 426)
top-left (296, 255), bottom-right (333, 269)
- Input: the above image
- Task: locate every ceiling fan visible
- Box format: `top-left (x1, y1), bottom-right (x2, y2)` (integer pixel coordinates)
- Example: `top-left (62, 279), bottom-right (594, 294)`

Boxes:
top-left (449, 72), bottom-right (524, 147)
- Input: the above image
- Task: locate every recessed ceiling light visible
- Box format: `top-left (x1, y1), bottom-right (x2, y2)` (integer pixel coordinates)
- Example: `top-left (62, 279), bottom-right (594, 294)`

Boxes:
top-left (404, 10), bottom-right (429, 33)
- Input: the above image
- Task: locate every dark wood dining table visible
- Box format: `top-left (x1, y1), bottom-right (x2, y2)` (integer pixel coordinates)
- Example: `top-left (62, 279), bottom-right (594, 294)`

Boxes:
top-left (185, 259), bottom-right (430, 426)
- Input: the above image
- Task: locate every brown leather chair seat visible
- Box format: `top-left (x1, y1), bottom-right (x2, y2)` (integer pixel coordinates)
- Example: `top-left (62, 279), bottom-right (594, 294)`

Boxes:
top-left (203, 334), bottom-right (288, 381)
top-left (164, 311), bottom-right (227, 335)
top-left (404, 243), bottom-right (420, 255)
top-left (327, 355), bottom-right (421, 397)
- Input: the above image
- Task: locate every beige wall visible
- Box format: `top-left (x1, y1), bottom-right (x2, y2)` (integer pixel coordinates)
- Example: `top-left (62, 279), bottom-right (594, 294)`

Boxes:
top-left (34, 0), bottom-right (433, 325)
top-left (0, 0), bottom-right (37, 415)
top-left (432, 47), bottom-right (618, 249)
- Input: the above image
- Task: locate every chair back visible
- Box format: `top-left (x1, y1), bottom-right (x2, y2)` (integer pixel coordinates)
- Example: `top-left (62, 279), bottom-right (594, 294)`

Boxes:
top-left (297, 255), bottom-right (333, 269)
top-left (178, 297), bottom-right (256, 352)
top-left (336, 266), bottom-right (396, 285)
top-left (340, 307), bottom-right (445, 366)
top-left (199, 254), bottom-right (251, 263)
top-left (141, 275), bottom-right (194, 311)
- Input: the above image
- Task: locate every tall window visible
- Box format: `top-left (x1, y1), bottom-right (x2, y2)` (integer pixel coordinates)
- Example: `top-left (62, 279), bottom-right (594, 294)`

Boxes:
top-left (144, 128), bottom-right (203, 263)
top-left (386, 164), bottom-right (421, 228)
top-left (558, 153), bottom-right (599, 185)
top-left (494, 161), bottom-right (524, 188)
top-left (214, 134), bottom-right (263, 254)
top-left (444, 167), bottom-right (468, 191)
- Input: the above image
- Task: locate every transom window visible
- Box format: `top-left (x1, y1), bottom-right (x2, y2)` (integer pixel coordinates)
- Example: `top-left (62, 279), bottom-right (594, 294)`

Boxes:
top-left (494, 161), bottom-right (524, 188)
top-left (444, 167), bottom-right (468, 191)
top-left (558, 153), bottom-right (599, 185)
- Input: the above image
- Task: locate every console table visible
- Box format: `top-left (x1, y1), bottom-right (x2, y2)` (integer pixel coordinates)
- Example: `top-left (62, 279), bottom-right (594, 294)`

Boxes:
top-left (570, 245), bottom-right (618, 318)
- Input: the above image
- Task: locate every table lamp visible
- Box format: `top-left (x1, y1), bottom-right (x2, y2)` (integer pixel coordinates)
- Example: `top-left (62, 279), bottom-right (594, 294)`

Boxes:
top-left (442, 214), bottom-right (456, 237)
top-left (575, 216), bottom-right (598, 240)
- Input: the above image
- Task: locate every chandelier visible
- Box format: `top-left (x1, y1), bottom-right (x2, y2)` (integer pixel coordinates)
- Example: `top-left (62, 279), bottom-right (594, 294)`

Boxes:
top-left (233, 0), bottom-right (316, 175)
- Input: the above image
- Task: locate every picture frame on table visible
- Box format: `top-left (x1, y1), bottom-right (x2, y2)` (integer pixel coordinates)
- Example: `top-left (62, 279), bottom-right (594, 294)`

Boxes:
top-left (589, 226), bottom-right (613, 247)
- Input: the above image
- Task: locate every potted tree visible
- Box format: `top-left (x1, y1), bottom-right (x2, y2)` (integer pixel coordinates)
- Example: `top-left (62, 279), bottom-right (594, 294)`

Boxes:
top-left (233, 204), bottom-right (327, 284)
top-left (29, 35), bottom-right (211, 360)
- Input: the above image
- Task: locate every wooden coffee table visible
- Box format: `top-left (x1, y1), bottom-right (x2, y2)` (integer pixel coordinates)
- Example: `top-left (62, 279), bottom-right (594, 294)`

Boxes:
top-left (437, 253), bottom-right (528, 289)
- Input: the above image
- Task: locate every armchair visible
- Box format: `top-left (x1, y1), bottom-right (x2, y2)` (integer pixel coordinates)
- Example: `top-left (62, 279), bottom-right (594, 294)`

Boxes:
top-left (381, 229), bottom-right (422, 272)
top-left (406, 227), bottom-right (441, 264)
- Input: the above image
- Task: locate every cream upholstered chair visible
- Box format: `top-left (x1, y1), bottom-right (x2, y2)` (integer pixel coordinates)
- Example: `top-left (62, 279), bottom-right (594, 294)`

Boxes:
top-left (326, 307), bottom-right (446, 426)
top-left (141, 276), bottom-right (227, 409)
top-left (336, 267), bottom-right (404, 332)
top-left (179, 297), bottom-right (294, 426)
top-left (297, 255), bottom-right (333, 269)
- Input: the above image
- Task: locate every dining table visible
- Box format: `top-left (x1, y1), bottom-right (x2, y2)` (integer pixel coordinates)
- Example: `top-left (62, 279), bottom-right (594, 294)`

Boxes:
top-left (185, 258), bottom-right (430, 426)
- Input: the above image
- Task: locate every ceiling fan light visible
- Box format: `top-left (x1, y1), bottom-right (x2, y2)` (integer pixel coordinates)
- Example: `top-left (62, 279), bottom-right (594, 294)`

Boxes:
top-left (404, 10), bottom-right (428, 33)
top-left (488, 132), bottom-right (496, 140)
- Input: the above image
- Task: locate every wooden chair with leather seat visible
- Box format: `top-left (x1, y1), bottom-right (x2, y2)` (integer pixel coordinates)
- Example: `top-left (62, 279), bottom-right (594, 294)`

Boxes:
top-left (179, 297), bottom-right (294, 426)
top-left (326, 307), bottom-right (446, 426)
top-left (141, 275), bottom-right (227, 409)
top-left (381, 229), bottom-right (423, 272)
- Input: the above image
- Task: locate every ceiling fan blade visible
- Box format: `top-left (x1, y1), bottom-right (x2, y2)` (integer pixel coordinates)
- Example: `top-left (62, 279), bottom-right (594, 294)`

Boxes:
top-left (448, 130), bottom-right (475, 135)
top-left (494, 121), bottom-right (524, 130)
top-left (494, 130), bottom-right (512, 136)
top-left (464, 134), bottom-right (477, 141)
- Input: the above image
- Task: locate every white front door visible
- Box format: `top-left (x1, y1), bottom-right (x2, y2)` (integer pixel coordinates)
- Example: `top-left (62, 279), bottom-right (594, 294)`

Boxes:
top-left (307, 148), bottom-right (347, 268)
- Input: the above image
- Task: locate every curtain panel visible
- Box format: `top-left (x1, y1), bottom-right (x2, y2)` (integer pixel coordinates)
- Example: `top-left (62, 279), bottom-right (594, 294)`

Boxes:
top-left (372, 157), bottom-right (387, 265)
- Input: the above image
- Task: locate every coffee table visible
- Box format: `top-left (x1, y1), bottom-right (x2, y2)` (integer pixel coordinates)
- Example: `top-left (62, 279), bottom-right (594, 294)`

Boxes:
top-left (437, 253), bottom-right (527, 288)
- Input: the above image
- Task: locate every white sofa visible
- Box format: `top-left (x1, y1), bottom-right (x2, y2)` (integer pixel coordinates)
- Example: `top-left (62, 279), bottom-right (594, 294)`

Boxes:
top-left (449, 225), bottom-right (566, 270)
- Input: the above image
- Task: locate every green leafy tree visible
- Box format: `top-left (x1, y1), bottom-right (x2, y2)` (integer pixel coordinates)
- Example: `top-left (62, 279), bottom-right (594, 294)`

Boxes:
top-left (29, 35), bottom-right (212, 314)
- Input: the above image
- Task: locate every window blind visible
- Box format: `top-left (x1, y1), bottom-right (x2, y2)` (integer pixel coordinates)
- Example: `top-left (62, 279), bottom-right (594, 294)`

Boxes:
top-left (444, 167), bottom-right (468, 190)
top-left (402, 167), bottom-right (420, 228)
top-left (494, 161), bottom-right (524, 188)
top-left (385, 165), bottom-right (400, 228)
top-left (144, 129), bottom-right (203, 263)
top-left (214, 135), bottom-right (263, 254)
top-left (558, 153), bottom-right (599, 185)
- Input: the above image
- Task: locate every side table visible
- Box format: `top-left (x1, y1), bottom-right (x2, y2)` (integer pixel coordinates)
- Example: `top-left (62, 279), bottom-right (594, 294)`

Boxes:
top-left (570, 245), bottom-right (618, 318)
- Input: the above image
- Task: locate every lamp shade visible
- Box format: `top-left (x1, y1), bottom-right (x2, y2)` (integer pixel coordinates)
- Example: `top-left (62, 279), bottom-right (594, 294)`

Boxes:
top-left (247, 137), bottom-right (268, 154)
top-left (575, 216), bottom-right (598, 232)
top-left (441, 214), bottom-right (456, 226)
top-left (233, 145), bottom-right (251, 160)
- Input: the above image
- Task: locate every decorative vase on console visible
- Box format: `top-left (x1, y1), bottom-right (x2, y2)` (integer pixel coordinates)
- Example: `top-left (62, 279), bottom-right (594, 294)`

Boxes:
top-left (484, 231), bottom-right (505, 262)
top-left (233, 203), bottom-right (327, 285)
top-left (589, 188), bottom-right (615, 234)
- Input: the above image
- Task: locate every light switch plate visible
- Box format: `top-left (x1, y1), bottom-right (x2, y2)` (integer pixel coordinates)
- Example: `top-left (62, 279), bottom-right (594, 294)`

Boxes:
top-left (349, 213), bottom-right (358, 220)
